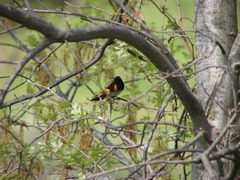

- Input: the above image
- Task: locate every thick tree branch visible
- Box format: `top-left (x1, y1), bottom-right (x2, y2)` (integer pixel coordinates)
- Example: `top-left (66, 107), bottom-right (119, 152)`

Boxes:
top-left (112, 0), bottom-right (181, 70)
top-left (229, 34), bottom-right (240, 66)
top-left (0, 3), bottom-right (65, 40)
top-left (0, 3), bottom-right (211, 145)
top-left (229, 33), bottom-right (240, 108)
top-left (201, 154), bottom-right (219, 179)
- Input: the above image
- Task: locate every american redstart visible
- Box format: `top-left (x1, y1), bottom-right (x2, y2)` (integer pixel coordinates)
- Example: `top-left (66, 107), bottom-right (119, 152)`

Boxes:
top-left (91, 76), bottom-right (124, 101)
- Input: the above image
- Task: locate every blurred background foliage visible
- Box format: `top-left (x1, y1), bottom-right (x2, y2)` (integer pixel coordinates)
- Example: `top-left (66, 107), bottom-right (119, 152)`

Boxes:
top-left (0, 0), bottom-right (239, 179)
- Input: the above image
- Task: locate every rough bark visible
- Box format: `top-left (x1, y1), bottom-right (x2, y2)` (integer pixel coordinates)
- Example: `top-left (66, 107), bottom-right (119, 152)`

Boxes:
top-left (194, 0), bottom-right (238, 179)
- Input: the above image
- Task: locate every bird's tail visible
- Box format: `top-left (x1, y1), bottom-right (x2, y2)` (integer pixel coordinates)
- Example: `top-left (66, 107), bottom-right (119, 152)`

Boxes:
top-left (91, 92), bottom-right (107, 101)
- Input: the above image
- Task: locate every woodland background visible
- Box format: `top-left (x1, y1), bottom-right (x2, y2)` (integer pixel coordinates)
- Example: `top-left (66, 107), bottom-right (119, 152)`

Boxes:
top-left (0, 0), bottom-right (240, 179)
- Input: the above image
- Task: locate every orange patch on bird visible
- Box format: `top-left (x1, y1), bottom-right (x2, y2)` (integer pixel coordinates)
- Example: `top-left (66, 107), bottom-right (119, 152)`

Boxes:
top-left (104, 88), bottom-right (111, 95)
top-left (113, 84), bottom-right (118, 91)
top-left (98, 92), bottom-right (104, 97)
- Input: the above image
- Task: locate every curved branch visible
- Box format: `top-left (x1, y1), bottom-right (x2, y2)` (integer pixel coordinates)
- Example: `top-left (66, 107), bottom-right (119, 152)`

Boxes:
top-left (0, 3), bottom-right (65, 40)
top-left (0, 3), bottom-right (211, 144)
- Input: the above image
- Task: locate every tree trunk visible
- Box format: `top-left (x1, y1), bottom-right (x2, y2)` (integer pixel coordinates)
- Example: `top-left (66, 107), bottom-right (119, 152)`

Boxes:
top-left (194, 0), bottom-right (238, 179)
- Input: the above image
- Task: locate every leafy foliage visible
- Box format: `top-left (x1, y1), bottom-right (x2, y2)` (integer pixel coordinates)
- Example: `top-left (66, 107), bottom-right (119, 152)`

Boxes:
top-left (0, 0), bottom-right (197, 179)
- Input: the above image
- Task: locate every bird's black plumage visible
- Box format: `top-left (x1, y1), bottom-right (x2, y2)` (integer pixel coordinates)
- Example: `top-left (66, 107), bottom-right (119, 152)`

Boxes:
top-left (91, 76), bottom-right (124, 101)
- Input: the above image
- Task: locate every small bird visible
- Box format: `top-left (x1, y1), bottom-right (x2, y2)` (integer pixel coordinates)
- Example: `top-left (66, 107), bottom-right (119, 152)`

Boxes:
top-left (91, 76), bottom-right (124, 101)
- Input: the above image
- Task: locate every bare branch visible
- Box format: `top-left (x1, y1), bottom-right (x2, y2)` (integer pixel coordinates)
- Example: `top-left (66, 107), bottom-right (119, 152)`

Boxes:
top-left (0, 2), bottom-right (210, 151)
top-left (201, 154), bottom-right (219, 179)
top-left (0, 39), bottom-right (53, 107)
top-left (0, 39), bottom-right (112, 108)
top-left (94, 129), bottom-right (143, 179)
